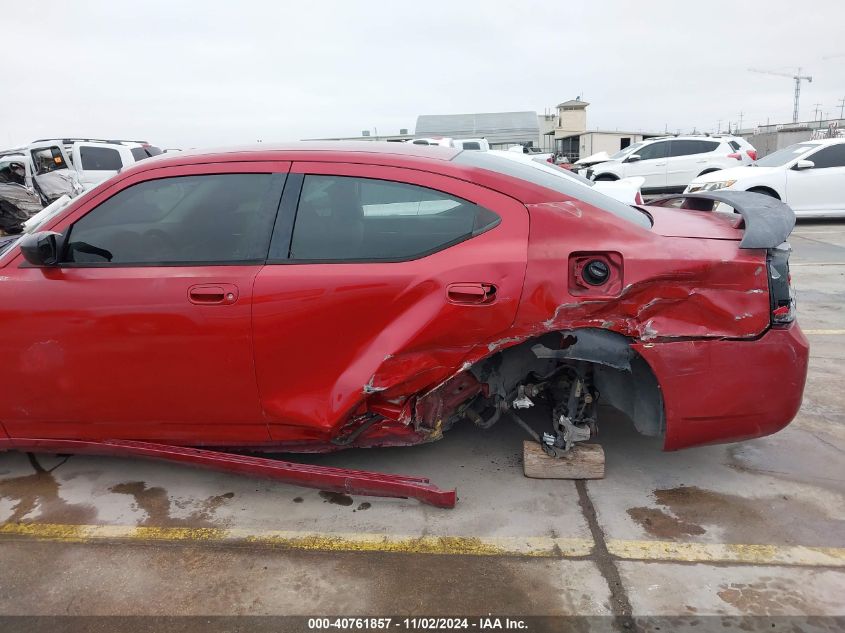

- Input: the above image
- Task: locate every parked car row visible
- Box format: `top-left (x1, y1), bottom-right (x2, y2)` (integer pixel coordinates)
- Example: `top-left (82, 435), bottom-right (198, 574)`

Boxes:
top-left (579, 134), bottom-right (757, 194)
top-left (0, 138), bottom-right (162, 234)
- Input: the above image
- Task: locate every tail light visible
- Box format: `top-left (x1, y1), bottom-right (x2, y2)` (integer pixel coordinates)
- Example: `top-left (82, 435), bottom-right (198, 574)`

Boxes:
top-left (768, 244), bottom-right (795, 325)
top-left (634, 191), bottom-right (644, 205)
top-left (547, 157), bottom-right (554, 163)
top-left (746, 149), bottom-right (757, 161)
top-left (727, 152), bottom-right (742, 160)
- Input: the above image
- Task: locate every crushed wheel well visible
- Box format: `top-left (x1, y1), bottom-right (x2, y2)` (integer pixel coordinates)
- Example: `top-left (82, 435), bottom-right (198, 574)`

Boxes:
top-left (468, 329), bottom-right (665, 437)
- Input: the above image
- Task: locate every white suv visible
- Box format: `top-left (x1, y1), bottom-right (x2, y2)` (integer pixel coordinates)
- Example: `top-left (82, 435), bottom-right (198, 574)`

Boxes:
top-left (685, 138), bottom-right (845, 218)
top-left (587, 135), bottom-right (757, 194)
top-left (33, 138), bottom-right (163, 189)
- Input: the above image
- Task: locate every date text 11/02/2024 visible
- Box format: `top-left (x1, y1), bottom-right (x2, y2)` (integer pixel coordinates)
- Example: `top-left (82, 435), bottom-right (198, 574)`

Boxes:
top-left (307, 617), bottom-right (528, 630)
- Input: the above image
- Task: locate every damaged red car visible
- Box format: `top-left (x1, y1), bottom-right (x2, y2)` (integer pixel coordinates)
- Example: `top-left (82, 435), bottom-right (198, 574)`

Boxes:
top-left (0, 143), bottom-right (808, 507)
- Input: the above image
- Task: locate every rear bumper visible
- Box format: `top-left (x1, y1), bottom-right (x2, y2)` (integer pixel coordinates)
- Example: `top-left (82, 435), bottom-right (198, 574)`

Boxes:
top-left (633, 323), bottom-right (809, 450)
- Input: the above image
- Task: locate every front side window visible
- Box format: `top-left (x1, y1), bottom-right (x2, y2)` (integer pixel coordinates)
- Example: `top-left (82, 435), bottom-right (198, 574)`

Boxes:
top-left (80, 146), bottom-right (123, 171)
top-left (805, 144), bottom-right (845, 169)
top-left (64, 173), bottom-right (281, 265)
top-left (634, 141), bottom-right (669, 161)
top-left (610, 142), bottom-right (642, 160)
top-left (30, 147), bottom-right (67, 175)
top-left (286, 175), bottom-right (499, 261)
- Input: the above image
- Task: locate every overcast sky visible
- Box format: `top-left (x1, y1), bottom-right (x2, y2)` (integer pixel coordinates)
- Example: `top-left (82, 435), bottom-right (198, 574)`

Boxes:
top-left (4, 1), bottom-right (844, 149)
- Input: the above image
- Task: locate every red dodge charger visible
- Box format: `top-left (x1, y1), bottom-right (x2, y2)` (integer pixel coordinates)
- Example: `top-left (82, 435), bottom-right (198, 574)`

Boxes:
top-left (0, 143), bottom-right (808, 505)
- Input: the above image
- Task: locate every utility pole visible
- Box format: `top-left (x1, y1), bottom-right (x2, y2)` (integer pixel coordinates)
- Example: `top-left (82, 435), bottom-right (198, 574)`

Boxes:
top-left (813, 103), bottom-right (822, 121)
top-left (838, 97), bottom-right (845, 120)
top-left (738, 112), bottom-right (744, 132)
top-left (717, 119), bottom-right (722, 133)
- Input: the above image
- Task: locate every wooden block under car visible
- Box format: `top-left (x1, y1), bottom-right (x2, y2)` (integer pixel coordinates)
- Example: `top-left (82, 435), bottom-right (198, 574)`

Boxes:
top-left (522, 440), bottom-right (605, 479)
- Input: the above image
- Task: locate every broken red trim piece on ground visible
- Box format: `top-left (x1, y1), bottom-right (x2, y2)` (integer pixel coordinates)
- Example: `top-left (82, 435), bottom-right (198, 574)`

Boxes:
top-left (0, 438), bottom-right (457, 509)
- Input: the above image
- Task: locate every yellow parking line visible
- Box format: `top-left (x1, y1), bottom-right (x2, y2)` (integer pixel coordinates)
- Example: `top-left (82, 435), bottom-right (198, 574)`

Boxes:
top-left (1, 522), bottom-right (844, 567)
top-left (802, 329), bottom-right (845, 335)
top-left (607, 539), bottom-right (845, 568)
top-left (0, 522), bottom-right (592, 558)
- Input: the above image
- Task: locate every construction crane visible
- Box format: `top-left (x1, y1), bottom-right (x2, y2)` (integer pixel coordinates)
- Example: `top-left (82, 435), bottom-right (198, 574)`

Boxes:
top-left (748, 67), bottom-right (813, 123)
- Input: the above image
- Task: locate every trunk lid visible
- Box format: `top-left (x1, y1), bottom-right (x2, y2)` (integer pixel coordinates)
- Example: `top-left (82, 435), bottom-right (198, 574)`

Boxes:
top-left (645, 204), bottom-right (744, 241)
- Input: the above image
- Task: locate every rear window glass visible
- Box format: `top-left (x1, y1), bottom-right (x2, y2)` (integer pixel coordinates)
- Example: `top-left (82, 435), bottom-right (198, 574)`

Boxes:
top-left (461, 142), bottom-right (481, 150)
top-left (453, 151), bottom-right (651, 229)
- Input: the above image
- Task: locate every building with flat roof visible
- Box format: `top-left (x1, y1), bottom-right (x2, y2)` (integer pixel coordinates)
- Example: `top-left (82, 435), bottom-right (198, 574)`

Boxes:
top-left (414, 111), bottom-right (542, 149)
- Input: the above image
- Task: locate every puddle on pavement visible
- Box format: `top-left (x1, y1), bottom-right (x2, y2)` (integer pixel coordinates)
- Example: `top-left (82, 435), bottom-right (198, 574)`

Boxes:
top-left (318, 491), bottom-right (354, 506)
top-left (108, 481), bottom-right (234, 527)
top-left (0, 454), bottom-right (97, 524)
top-left (627, 485), bottom-right (845, 546)
top-left (626, 507), bottom-right (704, 539)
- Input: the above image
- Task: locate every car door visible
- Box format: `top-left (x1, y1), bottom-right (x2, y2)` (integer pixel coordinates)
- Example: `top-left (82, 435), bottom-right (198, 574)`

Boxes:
top-left (71, 143), bottom-right (130, 188)
top-left (252, 162), bottom-right (529, 441)
top-left (0, 161), bottom-right (288, 443)
top-left (622, 140), bottom-right (669, 190)
top-left (786, 144), bottom-right (845, 215)
top-left (666, 139), bottom-right (720, 190)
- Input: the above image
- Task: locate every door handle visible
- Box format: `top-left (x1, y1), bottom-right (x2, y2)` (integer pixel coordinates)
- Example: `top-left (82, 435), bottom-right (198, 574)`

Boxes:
top-left (188, 284), bottom-right (239, 305)
top-left (447, 283), bottom-right (497, 305)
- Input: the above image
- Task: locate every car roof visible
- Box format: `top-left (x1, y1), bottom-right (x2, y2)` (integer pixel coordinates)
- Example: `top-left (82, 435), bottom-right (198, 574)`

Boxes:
top-left (123, 141), bottom-right (461, 172)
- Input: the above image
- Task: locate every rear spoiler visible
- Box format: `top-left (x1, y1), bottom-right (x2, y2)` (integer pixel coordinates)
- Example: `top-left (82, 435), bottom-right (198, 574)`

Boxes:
top-left (648, 190), bottom-right (796, 249)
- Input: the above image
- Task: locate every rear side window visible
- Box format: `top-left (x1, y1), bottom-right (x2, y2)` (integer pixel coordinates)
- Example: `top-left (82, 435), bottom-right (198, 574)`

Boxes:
top-left (453, 151), bottom-right (651, 228)
top-left (806, 144), bottom-right (845, 168)
top-left (461, 142), bottom-right (481, 150)
top-left (286, 175), bottom-right (500, 261)
top-left (80, 146), bottom-right (123, 171)
top-left (64, 173), bottom-right (282, 265)
top-left (669, 140), bottom-right (720, 157)
top-left (728, 140), bottom-right (741, 151)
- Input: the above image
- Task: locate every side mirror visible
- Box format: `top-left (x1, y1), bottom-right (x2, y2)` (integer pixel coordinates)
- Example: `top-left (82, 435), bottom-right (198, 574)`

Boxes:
top-left (19, 231), bottom-right (61, 267)
top-left (626, 154), bottom-right (642, 163)
top-left (793, 159), bottom-right (814, 171)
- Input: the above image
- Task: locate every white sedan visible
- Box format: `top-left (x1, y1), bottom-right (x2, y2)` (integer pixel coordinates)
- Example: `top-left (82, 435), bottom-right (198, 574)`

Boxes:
top-left (487, 150), bottom-right (644, 205)
top-left (685, 138), bottom-right (845, 218)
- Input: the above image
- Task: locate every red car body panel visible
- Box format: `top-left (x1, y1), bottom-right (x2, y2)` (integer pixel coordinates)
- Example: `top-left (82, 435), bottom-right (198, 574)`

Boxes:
top-left (634, 323), bottom-right (808, 450)
top-left (0, 144), bottom-right (809, 464)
